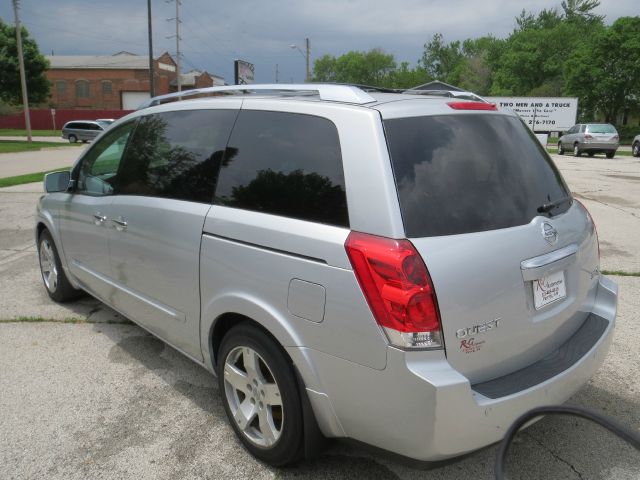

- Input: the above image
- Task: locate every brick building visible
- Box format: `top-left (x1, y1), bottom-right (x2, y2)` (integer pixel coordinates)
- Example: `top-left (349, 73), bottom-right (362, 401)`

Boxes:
top-left (45, 52), bottom-right (219, 110)
top-left (170, 70), bottom-right (225, 92)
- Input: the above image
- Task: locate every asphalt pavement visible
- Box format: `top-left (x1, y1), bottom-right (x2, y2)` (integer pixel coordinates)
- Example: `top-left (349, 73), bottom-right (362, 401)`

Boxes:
top-left (0, 154), bottom-right (638, 479)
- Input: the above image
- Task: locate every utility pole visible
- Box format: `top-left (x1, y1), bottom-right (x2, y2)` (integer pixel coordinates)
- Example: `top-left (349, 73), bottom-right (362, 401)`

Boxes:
top-left (167, 0), bottom-right (182, 92)
top-left (12, 0), bottom-right (32, 142)
top-left (147, 0), bottom-right (155, 97)
top-left (275, 64), bottom-right (279, 83)
top-left (305, 37), bottom-right (310, 82)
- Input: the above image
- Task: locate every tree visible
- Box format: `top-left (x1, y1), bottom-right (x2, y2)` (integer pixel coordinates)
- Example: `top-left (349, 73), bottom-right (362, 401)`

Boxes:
top-left (561, 0), bottom-right (603, 23)
top-left (0, 18), bottom-right (50, 105)
top-left (312, 49), bottom-right (396, 85)
top-left (420, 33), bottom-right (464, 84)
top-left (565, 16), bottom-right (640, 122)
top-left (490, 6), bottom-right (603, 96)
top-left (312, 49), bottom-right (428, 88)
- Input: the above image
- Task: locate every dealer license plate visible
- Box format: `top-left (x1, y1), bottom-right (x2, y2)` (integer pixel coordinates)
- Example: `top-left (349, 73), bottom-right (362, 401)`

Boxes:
top-left (533, 270), bottom-right (566, 310)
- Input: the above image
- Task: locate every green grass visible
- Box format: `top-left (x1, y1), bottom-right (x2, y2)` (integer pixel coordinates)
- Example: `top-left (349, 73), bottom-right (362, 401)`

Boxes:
top-left (0, 168), bottom-right (70, 188)
top-left (0, 140), bottom-right (80, 153)
top-left (601, 270), bottom-right (640, 277)
top-left (0, 129), bottom-right (58, 137)
top-left (546, 147), bottom-right (632, 156)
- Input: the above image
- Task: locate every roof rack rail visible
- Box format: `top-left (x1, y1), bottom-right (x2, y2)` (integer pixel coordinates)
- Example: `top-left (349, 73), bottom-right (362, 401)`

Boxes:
top-left (138, 83), bottom-right (377, 109)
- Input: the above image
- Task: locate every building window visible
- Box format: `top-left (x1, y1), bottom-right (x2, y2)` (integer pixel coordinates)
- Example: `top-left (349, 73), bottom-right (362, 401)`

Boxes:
top-left (75, 80), bottom-right (90, 98)
top-left (56, 81), bottom-right (66, 96)
top-left (102, 81), bottom-right (113, 95)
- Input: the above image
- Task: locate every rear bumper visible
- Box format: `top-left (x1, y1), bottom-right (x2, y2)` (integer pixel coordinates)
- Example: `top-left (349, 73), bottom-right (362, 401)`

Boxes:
top-left (579, 141), bottom-right (618, 152)
top-left (289, 275), bottom-right (617, 461)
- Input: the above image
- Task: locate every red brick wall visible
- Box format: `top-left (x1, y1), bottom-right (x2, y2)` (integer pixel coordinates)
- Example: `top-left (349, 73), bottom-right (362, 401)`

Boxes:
top-left (47, 55), bottom-right (177, 110)
top-left (0, 109), bottom-right (132, 130)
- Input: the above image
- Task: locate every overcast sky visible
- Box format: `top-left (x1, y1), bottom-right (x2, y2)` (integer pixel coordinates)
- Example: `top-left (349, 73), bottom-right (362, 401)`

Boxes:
top-left (1, 0), bottom-right (637, 84)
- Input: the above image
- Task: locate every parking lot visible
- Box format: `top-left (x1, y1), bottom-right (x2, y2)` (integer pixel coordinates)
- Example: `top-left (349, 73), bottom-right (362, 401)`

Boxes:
top-left (0, 153), bottom-right (638, 479)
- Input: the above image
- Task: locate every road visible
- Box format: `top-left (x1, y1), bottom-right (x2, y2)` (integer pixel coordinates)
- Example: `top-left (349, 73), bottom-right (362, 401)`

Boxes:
top-left (0, 155), bottom-right (638, 479)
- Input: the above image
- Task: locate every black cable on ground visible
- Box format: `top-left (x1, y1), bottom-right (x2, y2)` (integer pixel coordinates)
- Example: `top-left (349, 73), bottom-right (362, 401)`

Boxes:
top-left (495, 404), bottom-right (640, 480)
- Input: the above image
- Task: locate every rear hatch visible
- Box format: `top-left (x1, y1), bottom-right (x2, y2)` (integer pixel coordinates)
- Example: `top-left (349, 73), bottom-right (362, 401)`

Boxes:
top-left (585, 124), bottom-right (619, 145)
top-left (382, 110), bottom-right (600, 384)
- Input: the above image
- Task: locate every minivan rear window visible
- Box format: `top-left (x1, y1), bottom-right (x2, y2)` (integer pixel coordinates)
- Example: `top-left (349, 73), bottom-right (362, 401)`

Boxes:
top-left (586, 124), bottom-right (616, 134)
top-left (384, 114), bottom-right (570, 237)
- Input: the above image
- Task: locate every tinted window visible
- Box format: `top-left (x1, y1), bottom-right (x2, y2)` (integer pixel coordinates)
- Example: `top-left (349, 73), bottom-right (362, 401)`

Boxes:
top-left (117, 109), bottom-right (236, 203)
top-left (75, 122), bottom-right (135, 196)
top-left (75, 80), bottom-right (89, 98)
top-left (586, 124), bottom-right (616, 134)
top-left (215, 110), bottom-right (348, 227)
top-left (384, 114), bottom-right (570, 237)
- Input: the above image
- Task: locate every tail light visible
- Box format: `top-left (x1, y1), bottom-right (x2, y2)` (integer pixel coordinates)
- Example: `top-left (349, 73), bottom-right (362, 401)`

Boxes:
top-left (574, 199), bottom-right (599, 261)
top-left (447, 101), bottom-right (497, 111)
top-left (612, 135), bottom-right (619, 141)
top-left (345, 232), bottom-right (443, 349)
top-left (584, 134), bottom-right (593, 140)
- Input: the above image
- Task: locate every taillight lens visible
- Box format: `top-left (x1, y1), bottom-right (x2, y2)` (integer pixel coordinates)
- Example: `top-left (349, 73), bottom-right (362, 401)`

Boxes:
top-left (584, 134), bottom-right (593, 140)
top-left (574, 199), bottom-right (599, 262)
top-left (446, 101), bottom-right (497, 111)
top-left (612, 135), bottom-right (619, 141)
top-left (345, 232), bottom-right (443, 349)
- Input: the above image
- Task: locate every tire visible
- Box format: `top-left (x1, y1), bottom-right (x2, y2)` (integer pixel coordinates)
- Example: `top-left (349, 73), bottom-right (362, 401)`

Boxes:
top-left (588, 152), bottom-right (594, 157)
top-left (632, 142), bottom-right (639, 157)
top-left (606, 151), bottom-right (615, 159)
top-left (68, 134), bottom-right (77, 143)
top-left (217, 323), bottom-right (304, 466)
top-left (38, 229), bottom-right (83, 302)
top-left (557, 142), bottom-right (564, 155)
top-left (573, 144), bottom-right (581, 157)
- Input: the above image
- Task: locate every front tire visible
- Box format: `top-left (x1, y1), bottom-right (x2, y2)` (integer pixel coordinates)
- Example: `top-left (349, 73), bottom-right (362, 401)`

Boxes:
top-left (557, 142), bottom-right (564, 155)
top-left (68, 134), bottom-right (77, 143)
top-left (632, 142), bottom-right (639, 157)
top-left (573, 144), bottom-right (581, 157)
top-left (217, 323), bottom-right (304, 466)
top-left (38, 229), bottom-right (82, 302)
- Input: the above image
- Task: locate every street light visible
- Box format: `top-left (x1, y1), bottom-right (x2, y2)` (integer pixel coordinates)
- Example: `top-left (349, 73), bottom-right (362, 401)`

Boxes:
top-left (289, 38), bottom-right (310, 82)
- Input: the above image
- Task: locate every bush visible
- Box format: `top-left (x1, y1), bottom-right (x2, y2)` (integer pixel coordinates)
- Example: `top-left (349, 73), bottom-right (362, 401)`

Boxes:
top-left (615, 125), bottom-right (640, 144)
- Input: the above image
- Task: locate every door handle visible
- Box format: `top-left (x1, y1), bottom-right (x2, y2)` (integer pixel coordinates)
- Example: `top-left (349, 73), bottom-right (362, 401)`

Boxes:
top-left (112, 216), bottom-right (127, 232)
top-left (93, 212), bottom-right (107, 225)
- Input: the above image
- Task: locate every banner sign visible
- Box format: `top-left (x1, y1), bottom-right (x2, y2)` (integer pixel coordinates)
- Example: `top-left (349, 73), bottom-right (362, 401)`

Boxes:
top-left (485, 97), bottom-right (578, 132)
top-left (234, 60), bottom-right (255, 85)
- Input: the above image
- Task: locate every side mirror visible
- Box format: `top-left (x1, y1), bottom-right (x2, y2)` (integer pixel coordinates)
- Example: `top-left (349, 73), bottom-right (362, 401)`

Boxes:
top-left (44, 171), bottom-right (72, 193)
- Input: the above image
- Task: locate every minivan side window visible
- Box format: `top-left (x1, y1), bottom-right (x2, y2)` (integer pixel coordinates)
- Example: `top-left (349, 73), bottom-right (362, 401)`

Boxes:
top-left (215, 110), bottom-right (349, 227)
top-left (75, 122), bottom-right (135, 196)
top-left (117, 109), bottom-right (236, 203)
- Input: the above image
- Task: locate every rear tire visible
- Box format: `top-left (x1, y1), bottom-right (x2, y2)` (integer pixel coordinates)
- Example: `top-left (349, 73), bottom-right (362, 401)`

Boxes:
top-left (632, 142), bottom-right (639, 157)
top-left (68, 134), bottom-right (77, 144)
top-left (573, 144), bottom-right (581, 157)
top-left (588, 152), bottom-right (595, 157)
top-left (217, 323), bottom-right (304, 466)
top-left (38, 229), bottom-right (83, 302)
top-left (557, 142), bottom-right (564, 155)
top-left (606, 151), bottom-right (615, 159)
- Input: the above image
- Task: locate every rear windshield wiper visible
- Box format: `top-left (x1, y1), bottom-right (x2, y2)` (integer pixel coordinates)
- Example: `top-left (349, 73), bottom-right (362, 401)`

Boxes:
top-left (537, 196), bottom-right (572, 214)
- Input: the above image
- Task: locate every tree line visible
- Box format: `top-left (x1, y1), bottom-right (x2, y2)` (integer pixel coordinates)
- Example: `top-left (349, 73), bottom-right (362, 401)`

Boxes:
top-left (312, 0), bottom-right (640, 127)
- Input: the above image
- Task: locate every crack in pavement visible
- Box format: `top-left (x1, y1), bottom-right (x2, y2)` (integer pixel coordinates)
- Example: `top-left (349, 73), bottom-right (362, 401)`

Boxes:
top-left (524, 432), bottom-right (585, 480)
top-left (573, 193), bottom-right (640, 219)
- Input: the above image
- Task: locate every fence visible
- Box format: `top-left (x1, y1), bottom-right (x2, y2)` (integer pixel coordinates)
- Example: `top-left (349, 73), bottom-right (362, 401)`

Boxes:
top-left (0, 109), bottom-right (133, 130)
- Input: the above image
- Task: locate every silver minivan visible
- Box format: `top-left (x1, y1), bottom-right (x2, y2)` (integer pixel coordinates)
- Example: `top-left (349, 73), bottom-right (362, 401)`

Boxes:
top-left (61, 120), bottom-right (109, 143)
top-left (37, 85), bottom-right (617, 466)
top-left (558, 123), bottom-right (619, 158)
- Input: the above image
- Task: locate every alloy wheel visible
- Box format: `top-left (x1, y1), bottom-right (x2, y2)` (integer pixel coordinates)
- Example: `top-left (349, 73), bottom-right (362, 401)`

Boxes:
top-left (39, 239), bottom-right (58, 293)
top-left (223, 346), bottom-right (283, 448)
